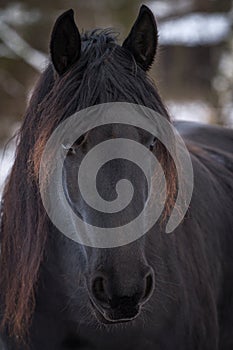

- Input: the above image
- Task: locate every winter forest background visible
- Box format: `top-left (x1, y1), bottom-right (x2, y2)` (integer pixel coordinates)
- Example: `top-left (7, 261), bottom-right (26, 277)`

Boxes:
top-left (0, 0), bottom-right (233, 194)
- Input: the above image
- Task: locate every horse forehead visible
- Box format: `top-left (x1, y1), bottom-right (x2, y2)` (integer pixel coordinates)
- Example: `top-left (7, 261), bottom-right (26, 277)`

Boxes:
top-left (84, 124), bottom-right (140, 141)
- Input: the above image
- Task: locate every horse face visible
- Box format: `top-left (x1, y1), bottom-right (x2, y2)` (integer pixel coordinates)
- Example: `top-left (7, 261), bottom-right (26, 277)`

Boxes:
top-left (61, 123), bottom-right (156, 324)
top-left (46, 4), bottom-right (159, 326)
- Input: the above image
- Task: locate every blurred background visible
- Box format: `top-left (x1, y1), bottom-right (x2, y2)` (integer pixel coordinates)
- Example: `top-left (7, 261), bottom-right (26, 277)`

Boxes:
top-left (0, 0), bottom-right (233, 194)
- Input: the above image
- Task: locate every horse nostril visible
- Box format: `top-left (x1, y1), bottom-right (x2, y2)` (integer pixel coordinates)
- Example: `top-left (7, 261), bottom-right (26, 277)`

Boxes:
top-left (141, 271), bottom-right (154, 304)
top-left (91, 276), bottom-right (110, 307)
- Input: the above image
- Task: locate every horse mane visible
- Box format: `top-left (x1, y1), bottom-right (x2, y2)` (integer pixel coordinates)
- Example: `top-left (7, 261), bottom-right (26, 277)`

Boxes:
top-left (0, 29), bottom-right (176, 343)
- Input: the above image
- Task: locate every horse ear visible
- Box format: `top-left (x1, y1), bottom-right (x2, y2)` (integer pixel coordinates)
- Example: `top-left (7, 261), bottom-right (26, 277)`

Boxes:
top-left (50, 9), bottom-right (81, 75)
top-left (122, 5), bottom-right (158, 71)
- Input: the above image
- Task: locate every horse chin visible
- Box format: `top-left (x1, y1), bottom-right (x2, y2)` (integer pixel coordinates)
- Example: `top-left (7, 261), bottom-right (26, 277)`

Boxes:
top-left (90, 298), bottom-right (140, 325)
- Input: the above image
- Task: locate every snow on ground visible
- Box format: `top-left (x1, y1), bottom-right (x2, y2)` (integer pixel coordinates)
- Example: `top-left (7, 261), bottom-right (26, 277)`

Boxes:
top-left (0, 4), bottom-right (47, 72)
top-left (148, 0), bottom-right (193, 19)
top-left (159, 13), bottom-right (231, 46)
top-left (0, 3), bottom-right (41, 26)
top-left (0, 142), bottom-right (15, 197)
top-left (167, 100), bottom-right (212, 123)
top-left (222, 103), bottom-right (233, 127)
top-left (0, 20), bottom-right (47, 72)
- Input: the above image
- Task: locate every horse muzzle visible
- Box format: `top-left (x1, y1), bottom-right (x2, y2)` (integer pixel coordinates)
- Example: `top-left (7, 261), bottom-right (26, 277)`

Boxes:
top-left (88, 267), bottom-right (155, 324)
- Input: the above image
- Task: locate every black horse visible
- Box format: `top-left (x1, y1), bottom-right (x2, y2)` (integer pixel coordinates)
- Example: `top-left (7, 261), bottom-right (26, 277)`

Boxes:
top-left (0, 5), bottom-right (233, 350)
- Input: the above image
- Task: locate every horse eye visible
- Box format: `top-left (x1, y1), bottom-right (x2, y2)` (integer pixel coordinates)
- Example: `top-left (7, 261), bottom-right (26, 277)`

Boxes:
top-left (150, 138), bottom-right (157, 151)
top-left (62, 135), bottom-right (86, 156)
top-left (62, 143), bottom-right (76, 155)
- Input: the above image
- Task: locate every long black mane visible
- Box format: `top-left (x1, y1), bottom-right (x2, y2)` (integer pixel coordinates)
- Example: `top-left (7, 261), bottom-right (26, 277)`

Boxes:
top-left (0, 28), bottom-right (174, 342)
